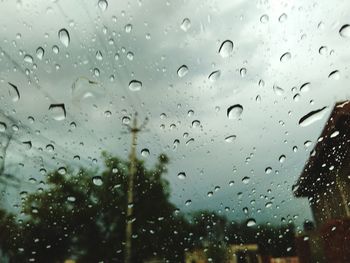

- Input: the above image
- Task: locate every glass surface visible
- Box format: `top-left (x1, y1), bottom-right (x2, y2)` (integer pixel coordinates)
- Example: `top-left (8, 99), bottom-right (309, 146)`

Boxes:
top-left (0, 0), bottom-right (349, 262)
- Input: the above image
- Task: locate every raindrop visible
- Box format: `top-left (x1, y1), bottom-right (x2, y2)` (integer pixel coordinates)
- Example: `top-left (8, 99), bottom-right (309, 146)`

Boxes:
top-left (92, 176), bottom-right (103, 186)
top-left (339, 24), bottom-right (350, 38)
top-left (58, 28), bottom-right (70, 47)
top-left (180, 18), bottom-right (191, 32)
top-left (260, 14), bottom-right (269, 24)
top-left (207, 191), bottom-right (213, 197)
top-left (122, 116), bottom-right (131, 124)
top-left (0, 122), bottom-right (7, 132)
top-left (125, 24), bottom-right (132, 33)
top-left (293, 94), bottom-right (300, 102)
top-left (227, 104), bottom-right (243, 119)
top-left (298, 106), bottom-right (327, 127)
top-left (126, 52), bottom-right (134, 60)
top-left (208, 70), bottom-right (221, 82)
top-left (67, 196), bottom-right (76, 202)
top-left (293, 146), bottom-right (298, 152)
top-left (330, 131), bottom-right (339, 138)
top-left (22, 141), bottom-right (32, 150)
top-left (300, 82), bottom-right (311, 93)
top-left (177, 65), bottom-right (188, 78)
top-left (319, 46), bottom-right (328, 55)
top-left (58, 167), bottom-right (67, 175)
top-left (265, 202), bottom-right (273, 208)
top-left (8, 82), bottom-right (20, 102)
top-left (246, 218), bottom-right (256, 227)
top-left (49, 104), bottom-right (66, 121)
top-left (177, 172), bottom-right (186, 179)
top-left (36, 47), bottom-right (44, 60)
top-left (24, 54), bottom-right (33, 64)
top-left (279, 155), bottom-right (286, 163)
top-left (46, 144), bottom-right (54, 152)
top-left (185, 138), bottom-right (194, 145)
top-left (95, 50), bottom-right (103, 60)
top-left (280, 52), bottom-right (291, 62)
top-left (273, 85), bottom-right (284, 95)
top-left (104, 110), bottom-right (111, 117)
top-left (141, 148), bottom-right (150, 157)
top-left (128, 80), bottom-right (142, 91)
top-left (98, 0), bottom-right (108, 11)
top-left (242, 176), bottom-right (250, 184)
top-left (278, 13), bottom-right (287, 23)
top-left (225, 135), bottom-right (236, 143)
top-left (187, 110), bottom-right (194, 117)
top-left (185, 199), bottom-right (192, 206)
top-left (52, 45), bottom-right (59, 54)
top-left (229, 181), bottom-right (234, 186)
top-left (240, 68), bottom-right (247, 77)
top-left (218, 40), bottom-right (233, 58)
top-left (191, 120), bottom-right (200, 128)
top-left (304, 141), bottom-right (312, 147)
top-left (328, 70), bottom-right (340, 80)
top-left (265, 167), bottom-right (272, 174)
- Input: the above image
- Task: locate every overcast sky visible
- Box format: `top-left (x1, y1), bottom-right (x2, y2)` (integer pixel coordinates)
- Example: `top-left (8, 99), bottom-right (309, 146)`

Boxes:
top-left (1, 0), bottom-right (350, 228)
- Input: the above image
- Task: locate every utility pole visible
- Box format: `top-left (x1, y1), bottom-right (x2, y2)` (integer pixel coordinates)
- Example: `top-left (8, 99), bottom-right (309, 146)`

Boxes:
top-left (124, 113), bottom-right (148, 263)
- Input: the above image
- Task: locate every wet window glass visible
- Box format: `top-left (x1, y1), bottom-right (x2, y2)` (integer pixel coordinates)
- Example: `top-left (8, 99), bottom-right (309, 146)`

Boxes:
top-left (0, 0), bottom-right (349, 262)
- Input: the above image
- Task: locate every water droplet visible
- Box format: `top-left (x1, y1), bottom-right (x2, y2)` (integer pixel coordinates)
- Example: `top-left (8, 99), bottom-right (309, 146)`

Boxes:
top-left (304, 141), bottom-right (312, 147)
top-left (265, 202), bottom-right (272, 208)
top-left (67, 196), bottom-right (76, 202)
top-left (141, 148), bottom-right (150, 157)
top-left (98, 0), bottom-right (108, 11)
top-left (218, 40), bottom-right (233, 58)
top-left (339, 24), bottom-right (350, 38)
top-left (185, 199), bottom-right (192, 206)
top-left (191, 120), bottom-right (200, 128)
top-left (293, 146), bottom-right (298, 152)
top-left (229, 181), bottom-right (234, 186)
top-left (293, 94), bottom-right (300, 102)
top-left (36, 47), bottom-right (44, 60)
top-left (178, 172), bottom-right (186, 179)
top-left (330, 131), bottom-right (339, 138)
top-left (128, 80), bottom-right (142, 91)
top-left (8, 82), bottom-right (20, 102)
top-left (240, 68), bottom-right (247, 77)
top-left (58, 167), bottom-right (67, 175)
top-left (122, 116), bottom-right (131, 124)
top-left (246, 218), bottom-right (256, 227)
top-left (207, 191), bottom-right (213, 197)
top-left (298, 106), bottom-right (327, 127)
top-left (278, 13), bottom-right (287, 23)
top-left (0, 122), bottom-right (7, 132)
top-left (126, 52), bottom-right (134, 60)
top-left (177, 65), bottom-right (188, 78)
top-left (279, 155), bottom-right (286, 163)
top-left (265, 167), bottom-right (272, 174)
top-left (58, 28), bottom-right (70, 47)
top-left (260, 14), bottom-right (269, 24)
top-left (46, 144), bottom-right (54, 152)
top-left (52, 45), bottom-right (60, 54)
top-left (180, 18), bottom-right (191, 32)
top-left (95, 50), bottom-right (103, 60)
top-left (227, 104), bottom-right (243, 119)
top-left (273, 85), bottom-right (284, 95)
top-left (242, 176), bottom-right (250, 184)
top-left (92, 176), bottom-right (103, 186)
top-left (208, 70), bottom-right (221, 82)
top-left (300, 82), bottom-right (310, 93)
top-left (49, 104), bottom-right (66, 121)
top-left (225, 135), bottom-right (236, 143)
top-left (319, 46), bottom-right (328, 55)
top-left (22, 141), bottom-right (32, 150)
top-left (328, 70), bottom-right (340, 80)
top-left (125, 24), bottom-right (132, 33)
top-left (24, 54), bottom-right (33, 64)
top-left (280, 52), bottom-right (291, 63)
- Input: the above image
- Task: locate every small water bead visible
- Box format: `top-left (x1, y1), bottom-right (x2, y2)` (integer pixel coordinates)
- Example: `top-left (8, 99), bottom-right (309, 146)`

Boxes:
top-left (141, 148), bottom-right (150, 157)
top-left (177, 65), bottom-right (188, 78)
top-left (180, 18), bottom-right (191, 32)
top-left (58, 28), bottom-right (70, 47)
top-left (92, 176), bottom-right (103, 186)
top-left (218, 40), bottom-right (233, 58)
top-left (177, 172), bottom-right (186, 179)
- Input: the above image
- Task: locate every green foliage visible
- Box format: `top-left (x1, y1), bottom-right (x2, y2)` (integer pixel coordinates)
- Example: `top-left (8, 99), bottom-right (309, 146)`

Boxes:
top-left (1, 153), bottom-right (190, 263)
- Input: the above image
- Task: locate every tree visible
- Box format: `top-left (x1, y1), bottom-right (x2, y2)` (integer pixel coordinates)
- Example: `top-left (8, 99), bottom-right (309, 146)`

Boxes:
top-left (1, 153), bottom-right (191, 262)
